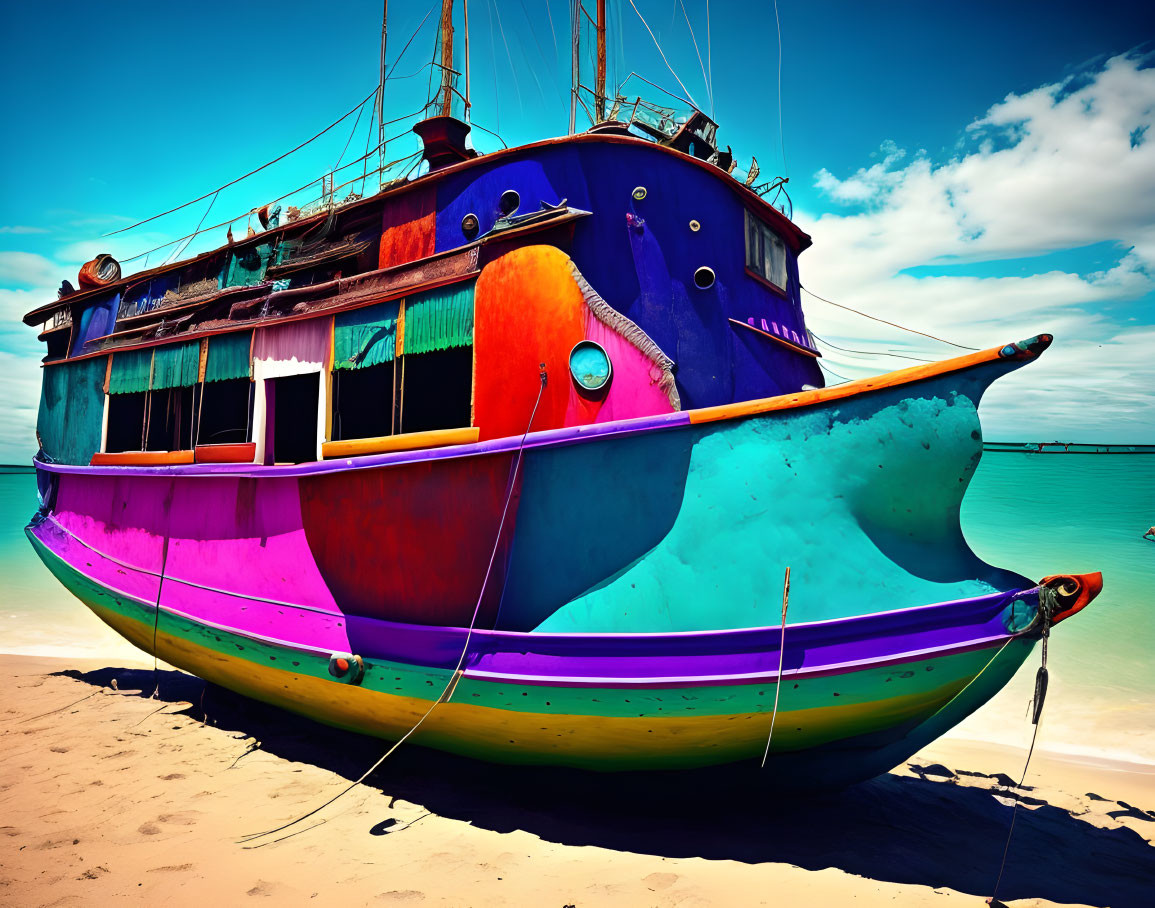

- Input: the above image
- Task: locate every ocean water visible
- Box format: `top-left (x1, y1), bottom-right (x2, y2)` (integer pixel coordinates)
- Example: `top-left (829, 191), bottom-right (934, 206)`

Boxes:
top-left (1, 455), bottom-right (1152, 760)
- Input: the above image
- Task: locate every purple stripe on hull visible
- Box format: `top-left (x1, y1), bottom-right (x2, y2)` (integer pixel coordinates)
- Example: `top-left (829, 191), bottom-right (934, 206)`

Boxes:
top-left (31, 511), bottom-right (1037, 688)
top-left (34, 410), bottom-right (693, 480)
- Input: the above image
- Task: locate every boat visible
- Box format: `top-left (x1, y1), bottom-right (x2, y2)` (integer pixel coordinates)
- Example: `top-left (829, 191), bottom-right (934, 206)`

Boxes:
top-left (22, 2), bottom-right (1102, 789)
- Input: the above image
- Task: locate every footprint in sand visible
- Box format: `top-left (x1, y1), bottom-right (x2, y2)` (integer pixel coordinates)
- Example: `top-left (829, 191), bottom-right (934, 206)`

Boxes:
top-left (147, 864), bottom-right (195, 873)
top-left (375, 892), bottom-right (425, 903)
top-left (643, 872), bottom-right (678, 891)
top-left (138, 823), bottom-right (162, 836)
top-left (49, 746), bottom-right (69, 753)
top-left (159, 773), bottom-right (185, 781)
top-left (157, 812), bottom-right (198, 826)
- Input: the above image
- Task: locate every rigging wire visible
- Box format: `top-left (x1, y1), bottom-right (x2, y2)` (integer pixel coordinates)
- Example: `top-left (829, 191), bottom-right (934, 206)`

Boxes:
top-left (238, 368), bottom-right (550, 847)
top-left (677, 0), bottom-right (711, 118)
top-left (103, 87), bottom-right (378, 238)
top-left (166, 190), bottom-right (220, 265)
top-left (705, 0), bottom-right (713, 119)
top-left (492, 0), bottom-right (525, 114)
top-left (485, 0), bottom-right (501, 132)
top-left (809, 331), bottom-right (937, 363)
top-left (817, 359), bottom-right (852, 384)
top-left (773, 0), bottom-right (787, 178)
top-left (332, 94), bottom-right (371, 173)
top-left (627, 0), bottom-right (698, 109)
top-left (106, 6), bottom-right (435, 242)
top-left (801, 285), bottom-right (980, 351)
top-left (118, 116), bottom-right (427, 265)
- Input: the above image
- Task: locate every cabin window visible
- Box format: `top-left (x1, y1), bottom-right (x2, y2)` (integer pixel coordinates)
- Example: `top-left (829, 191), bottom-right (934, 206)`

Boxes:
top-left (145, 387), bottom-right (195, 452)
top-left (268, 373), bottom-right (320, 464)
top-left (399, 348), bottom-right (473, 434)
top-left (332, 363), bottom-right (395, 441)
top-left (105, 392), bottom-right (148, 453)
top-left (197, 378), bottom-right (252, 445)
top-left (745, 211), bottom-right (789, 292)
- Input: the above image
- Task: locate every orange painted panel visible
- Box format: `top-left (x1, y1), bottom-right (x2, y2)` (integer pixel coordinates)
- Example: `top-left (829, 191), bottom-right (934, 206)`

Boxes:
top-left (91, 450), bottom-right (195, 466)
top-left (473, 247), bottom-right (587, 440)
top-left (194, 442), bottom-right (257, 464)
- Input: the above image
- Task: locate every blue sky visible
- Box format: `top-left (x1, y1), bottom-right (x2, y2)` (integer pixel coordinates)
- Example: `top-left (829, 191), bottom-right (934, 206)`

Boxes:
top-left (2, 0), bottom-right (1153, 461)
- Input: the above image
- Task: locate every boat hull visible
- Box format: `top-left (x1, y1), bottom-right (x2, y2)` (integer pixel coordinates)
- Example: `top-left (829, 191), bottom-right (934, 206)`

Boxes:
top-left (26, 338), bottom-right (1089, 786)
top-left (28, 524), bottom-right (1037, 783)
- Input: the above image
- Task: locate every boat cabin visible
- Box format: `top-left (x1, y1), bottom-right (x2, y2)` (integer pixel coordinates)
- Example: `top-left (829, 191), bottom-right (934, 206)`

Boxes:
top-left (27, 122), bottom-right (822, 470)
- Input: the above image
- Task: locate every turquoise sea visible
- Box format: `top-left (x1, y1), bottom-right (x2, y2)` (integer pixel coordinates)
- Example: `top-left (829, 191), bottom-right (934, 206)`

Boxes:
top-left (1, 455), bottom-right (1152, 760)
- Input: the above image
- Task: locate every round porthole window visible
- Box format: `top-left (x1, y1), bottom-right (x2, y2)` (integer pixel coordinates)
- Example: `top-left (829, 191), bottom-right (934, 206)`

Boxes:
top-left (693, 266), bottom-right (715, 289)
top-left (499, 189), bottom-right (520, 216)
top-left (689, 219), bottom-right (701, 232)
top-left (461, 212), bottom-right (480, 240)
top-left (632, 186), bottom-right (648, 201)
top-left (569, 340), bottom-right (612, 392)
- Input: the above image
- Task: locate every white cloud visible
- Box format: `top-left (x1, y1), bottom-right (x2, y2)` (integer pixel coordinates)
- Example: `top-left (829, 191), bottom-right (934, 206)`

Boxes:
top-left (0, 225), bottom-right (48, 235)
top-left (800, 53), bottom-right (1155, 442)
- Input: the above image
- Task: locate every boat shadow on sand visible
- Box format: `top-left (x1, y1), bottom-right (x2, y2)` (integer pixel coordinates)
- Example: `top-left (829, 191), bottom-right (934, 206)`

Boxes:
top-left (60, 666), bottom-right (1155, 908)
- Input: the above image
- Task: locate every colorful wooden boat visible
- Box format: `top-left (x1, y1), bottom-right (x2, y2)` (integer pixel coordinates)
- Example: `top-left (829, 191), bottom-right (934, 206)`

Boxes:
top-left (22, 5), bottom-right (1102, 788)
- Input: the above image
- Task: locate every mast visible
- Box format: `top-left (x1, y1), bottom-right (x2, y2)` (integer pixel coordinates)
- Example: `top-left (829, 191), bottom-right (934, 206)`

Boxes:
top-left (569, 0), bottom-right (579, 134)
top-left (439, 0), bottom-right (455, 118)
top-left (594, 0), bottom-right (607, 122)
top-left (377, 1), bottom-right (388, 174)
top-left (463, 0), bottom-right (471, 121)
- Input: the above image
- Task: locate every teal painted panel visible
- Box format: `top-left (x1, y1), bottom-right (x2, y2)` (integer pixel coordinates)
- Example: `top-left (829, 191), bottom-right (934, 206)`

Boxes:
top-left (333, 300), bottom-right (400, 370)
top-left (205, 332), bottom-right (252, 383)
top-left (151, 341), bottom-right (200, 390)
top-left (36, 357), bottom-right (108, 465)
top-left (109, 348), bottom-right (153, 394)
top-left (496, 430), bottom-right (693, 630)
top-left (536, 364), bottom-right (1034, 633)
top-left (404, 283), bottom-right (473, 355)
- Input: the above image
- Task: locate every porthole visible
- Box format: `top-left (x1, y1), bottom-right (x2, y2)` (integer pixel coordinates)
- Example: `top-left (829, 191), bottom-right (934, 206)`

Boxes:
top-left (461, 212), bottom-right (480, 240)
top-left (689, 219), bottom-right (701, 232)
top-left (632, 186), bottom-right (648, 201)
top-left (499, 189), bottom-right (520, 216)
top-left (693, 266), bottom-right (715, 290)
top-left (569, 340), bottom-right (612, 393)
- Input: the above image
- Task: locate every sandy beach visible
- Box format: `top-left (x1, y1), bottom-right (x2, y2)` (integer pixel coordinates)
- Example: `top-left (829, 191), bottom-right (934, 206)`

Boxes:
top-left (2, 654), bottom-right (1153, 907)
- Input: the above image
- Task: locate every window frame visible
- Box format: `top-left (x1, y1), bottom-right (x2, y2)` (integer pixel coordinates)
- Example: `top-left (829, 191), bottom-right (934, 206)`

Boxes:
top-left (744, 211), bottom-right (790, 296)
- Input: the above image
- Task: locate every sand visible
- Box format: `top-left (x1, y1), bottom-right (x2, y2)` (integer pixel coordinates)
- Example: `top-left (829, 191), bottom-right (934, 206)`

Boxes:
top-left (1, 655), bottom-right (1153, 907)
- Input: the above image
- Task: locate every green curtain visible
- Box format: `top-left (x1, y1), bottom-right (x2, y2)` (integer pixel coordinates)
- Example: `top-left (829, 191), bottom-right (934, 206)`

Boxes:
top-left (152, 341), bottom-right (200, 390)
top-left (36, 357), bottom-right (107, 465)
top-left (333, 301), bottom-right (400, 371)
top-left (221, 241), bottom-right (275, 288)
top-left (205, 332), bottom-right (252, 383)
top-left (109, 349), bottom-right (153, 395)
top-left (403, 283), bottom-right (474, 355)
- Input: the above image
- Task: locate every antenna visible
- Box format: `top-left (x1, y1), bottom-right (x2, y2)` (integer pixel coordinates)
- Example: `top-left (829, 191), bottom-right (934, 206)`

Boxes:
top-left (377, 1), bottom-right (388, 179)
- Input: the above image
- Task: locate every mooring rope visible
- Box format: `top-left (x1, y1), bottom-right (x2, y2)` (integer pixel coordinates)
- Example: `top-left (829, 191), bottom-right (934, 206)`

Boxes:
top-left (760, 566), bottom-right (792, 768)
top-left (239, 366), bottom-right (549, 846)
top-left (989, 587), bottom-right (1057, 902)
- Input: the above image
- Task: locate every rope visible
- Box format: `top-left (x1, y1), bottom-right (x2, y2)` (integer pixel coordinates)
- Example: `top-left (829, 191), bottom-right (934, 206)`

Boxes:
top-left (990, 588), bottom-right (1056, 902)
top-left (761, 566), bottom-right (791, 767)
top-left (239, 366), bottom-right (550, 846)
top-left (801, 285), bottom-right (980, 351)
